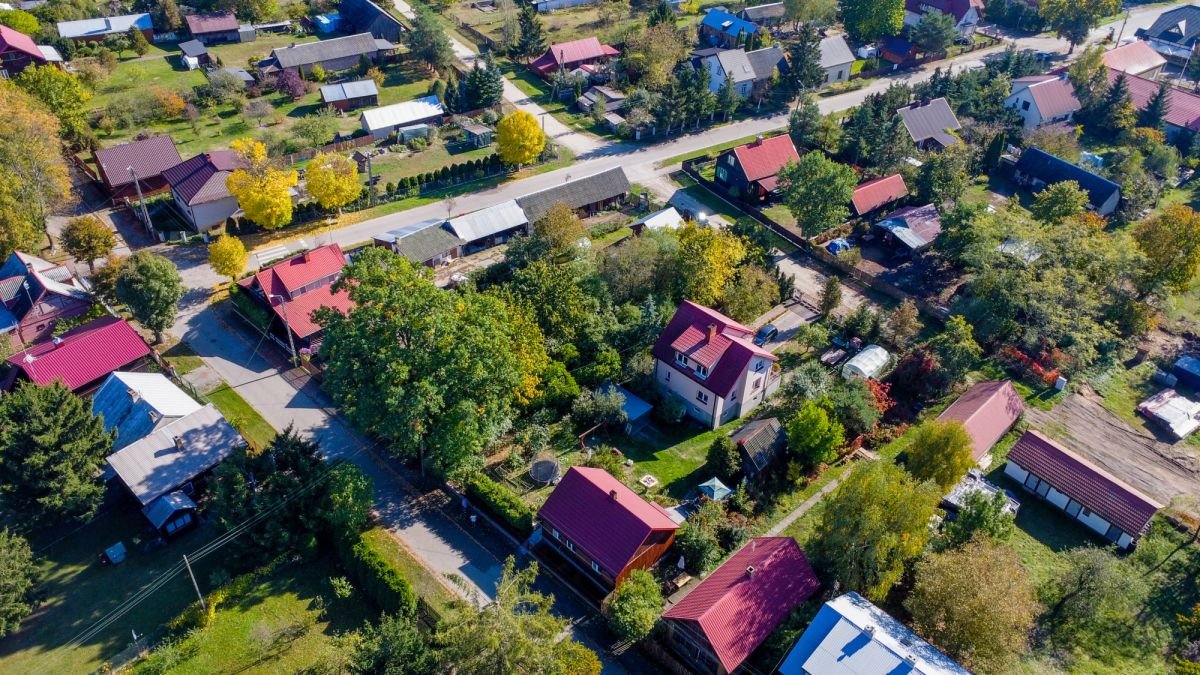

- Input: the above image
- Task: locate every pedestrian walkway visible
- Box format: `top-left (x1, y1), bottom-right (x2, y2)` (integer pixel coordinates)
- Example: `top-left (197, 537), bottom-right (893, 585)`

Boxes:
top-left (765, 477), bottom-right (843, 537)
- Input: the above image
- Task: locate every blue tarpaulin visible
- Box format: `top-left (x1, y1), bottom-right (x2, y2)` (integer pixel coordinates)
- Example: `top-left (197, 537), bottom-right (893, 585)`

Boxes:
top-left (826, 238), bottom-right (851, 255)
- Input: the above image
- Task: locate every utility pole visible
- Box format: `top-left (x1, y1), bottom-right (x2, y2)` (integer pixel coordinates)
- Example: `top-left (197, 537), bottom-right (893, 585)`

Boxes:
top-left (366, 153), bottom-right (375, 207)
top-left (127, 166), bottom-right (153, 239)
top-left (183, 554), bottom-right (205, 611)
top-left (1115, 9), bottom-right (1131, 47)
top-left (270, 293), bottom-right (299, 367)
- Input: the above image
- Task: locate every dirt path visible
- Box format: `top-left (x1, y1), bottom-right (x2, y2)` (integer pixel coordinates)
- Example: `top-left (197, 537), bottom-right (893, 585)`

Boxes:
top-left (1024, 390), bottom-right (1200, 505)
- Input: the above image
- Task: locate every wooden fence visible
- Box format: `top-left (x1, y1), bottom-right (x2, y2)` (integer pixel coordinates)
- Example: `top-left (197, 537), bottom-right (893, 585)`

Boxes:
top-left (680, 158), bottom-right (950, 322)
top-left (279, 134), bottom-right (376, 166)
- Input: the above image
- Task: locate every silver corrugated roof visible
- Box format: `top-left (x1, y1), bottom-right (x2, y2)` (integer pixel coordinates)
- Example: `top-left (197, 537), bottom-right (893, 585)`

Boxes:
top-left (445, 200), bottom-right (528, 243)
top-left (320, 79), bottom-right (379, 102)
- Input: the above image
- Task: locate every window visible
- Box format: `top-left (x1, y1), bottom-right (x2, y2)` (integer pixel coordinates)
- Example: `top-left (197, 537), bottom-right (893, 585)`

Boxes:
top-left (675, 352), bottom-right (689, 367)
top-left (755, 360), bottom-right (765, 372)
top-left (590, 560), bottom-right (601, 573)
top-left (753, 377), bottom-right (762, 391)
top-left (665, 370), bottom-right (671, 382)
top-left (566, 540), bottom-right (575, 552)
top-left (551, 528), bottom-right (560, 540)
top-left (837, 70), bottom-right (845, 80)
top-left (716, 166), bottom-right (728, 182)
top-left (696, 391), bottom-right (710, 405)
top-left (1021, 100), bottom-right (1031, 111)
top-left (726, 154), bottom-right (735, 166)
top-left (1080, 506), bottom-right (1093, 518)
top-left (696, 364), bottom-right (709, 379)
top-left (1065, 500), bottom-right (1082, 517)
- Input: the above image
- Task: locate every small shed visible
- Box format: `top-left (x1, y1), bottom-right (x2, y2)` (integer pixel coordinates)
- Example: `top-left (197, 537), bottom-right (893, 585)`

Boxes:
top-left (699, 477), bottom-right (732, 501)
top-left (178, 39), bottom-right (209, 70)
top-left (1138, 389), bottom-right (1200, 439)
top-left (842, 344), bottom-right (891, 380)
top-left (604, 384), bottom-right (652, 434)
top-left (1174, 355), bottom-right (1200, 389)
top-left (142, 491), bottom-right (198, 538)
top-left (320, 79), bottom-right (379, 111)
top-left (462, 123), bottom-right (493, 147)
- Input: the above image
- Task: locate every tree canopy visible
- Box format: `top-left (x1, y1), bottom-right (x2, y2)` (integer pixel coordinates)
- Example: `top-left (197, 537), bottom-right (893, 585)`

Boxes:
top-left (785, 398), bottom-right (844, 470)
top-left (226, 138), bottom-right (299, 230)
top-left (208, 234), bottom-right (248, 281)
top-left (14, 65), bottom-right (91, 145)
top-left (406, 6), bottom-right (453, 73)
top-left (904, 420), bottom-right (975, 490)
top-left (60, 215), bottom-right (115, 272)
top-left (115, 251), bottom-right (184, 343)
top-left (0, 81), bottom-right (70, 258)
top-left (677, 222), bottom-right (746, 306)
top-left (910, 9), bottom-right (957, 54)
top-left (778, 152), bottom-right (857, 235)
top-left (1135, 205), bottom-right (1200, 294)
top-left (840, 0), bottom-right (904, 41)
top-left (1040, 0), bottom-right (1120, 52)
top-left (306, 152), bottom-right (361, 213)
top-left (1031, 180), bottom-right (1089, 224)
top-left (496, 110), bottom-right (546, 167)
top-left (607, 569), bottom-right (663, 642)
top-left (0, 529), bottom-right (34, 638)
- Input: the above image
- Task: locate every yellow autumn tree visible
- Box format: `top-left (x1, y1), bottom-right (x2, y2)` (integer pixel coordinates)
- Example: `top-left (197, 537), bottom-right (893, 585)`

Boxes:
top-left (0, 80), bottom-right (70, 258)
top-left (496, 110), bottom-right (546, 168)
top-left (305, 152), bottom-right (361, 214)
top-left (207, 234), bottom-right (248, 282)
top-left (677, 222), bottom-right (746, 306)
top-left (225, 138), bottom-right (298, 230)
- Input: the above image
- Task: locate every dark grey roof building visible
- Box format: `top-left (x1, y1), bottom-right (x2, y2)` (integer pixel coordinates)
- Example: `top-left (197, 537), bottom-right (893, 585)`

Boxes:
top-left (340, 0), bottom-right (407, 42)
top-left (730, 417), bottom-right (786, 478)
top-left (747, 45), bottom-right (787, 80)
top-left (1138, 5), bottom-right (1200, 62)
top-left (1013, 147), bottom-right (1122, 216)
top-left (896, 97), bottom-right (962, 149)
top-left (515, 167), bottom-right (630, 223)
top-left (268, 33), bottom-right (394, 76)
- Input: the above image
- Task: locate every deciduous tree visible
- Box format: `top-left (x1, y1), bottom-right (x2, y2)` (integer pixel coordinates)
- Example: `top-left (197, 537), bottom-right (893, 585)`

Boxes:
top-left (226, 138), bottom-right (299, 230)
top-left (904, 420), bottom-right (974, 490)
top-left (114, 251), bottom-right (183, 343)
top-left (926, 315), bottom-right (981, 385)
top-left (59, 215), bottom-right (115, 272)
top-left (608, 569), bottom-right (663, 642)
top-left (785, 399), bottom-right (844, 470)
top-left (0, 382), bottom-right (114, 524)
top-left (840, 0), bottom-right (904, 41)
top-left (916, 143), bottom-right (972, 206)
top-left (940, 489), bottom-right (1015, 549)
top-left (886, 298), bottom-right (921, 346)
top-left (208, 234), bottom-right (248, 282)
top-left (1040, 0), bottom-right (1120, 53)
top-left (810, 460), bottom-right (940, 600)
top-left (1040, 547), bottom-right (1150, 654)
top-left (496, 110), bottom-right (546, 167)
top-left (905, 538), bottom-right (1038, 672)
top-left (1031, 180), bottom-right (1090, 224)
top-left (676, 222), bottom-right (746, 306)
top-left (292, 108), bottom-right (338, 148)
top-left (0, 9), bottom-right (37, 34)
top-left (622, 23), bottom-right (689, 91)
top-left (531, 201), bottom-right (585, 259)
top-left (778, 152), bottom-right (857, 235)
top-left (438, 558), bottom-right (601, 673)
top-left (128, 25), bottom-right (149, 55)
top-left (306, 152), bottom-right (361, 213)
top-left (721, 265), bottom-right (778, 323)
top-left (1135, 205), bottom-right (1200, 294)
top-left (0, 529), bottom-right (34, 638)
top-left (352, 612), bottom-right (436, 674)
top-left (707, 435), bottom-right (741, 483)
top-left (14, 65), bottom-right (91, 144)
top-left (784, 0), bottom-right (836, 29)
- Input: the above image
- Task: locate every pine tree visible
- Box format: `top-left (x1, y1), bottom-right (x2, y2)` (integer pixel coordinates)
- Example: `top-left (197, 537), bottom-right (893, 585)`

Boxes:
top-left (479, 52), bottom-right (505, 107)
top-left (1138, 81), bottom-right (1170, 130)
top-left (516, 7), bottom-right (547, 62)
top-left (1100, 73), bottom-right (1136, 136)
top-left (718, 75), bottom-right (739, 120)
top-left (444, 71), bottom-right (463, 113)
top-left (789, 22), bottom-right (825, 91)
top-left (647, 0), bottom-right (675, 27)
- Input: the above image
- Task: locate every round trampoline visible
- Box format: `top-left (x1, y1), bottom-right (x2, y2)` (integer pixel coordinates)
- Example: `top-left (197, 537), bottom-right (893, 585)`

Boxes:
top-left (529, 452), bottom-right (563, 485)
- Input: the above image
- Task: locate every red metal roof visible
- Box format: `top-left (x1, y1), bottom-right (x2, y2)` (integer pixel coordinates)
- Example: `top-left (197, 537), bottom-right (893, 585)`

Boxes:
top-left (251, 243), bottom-right (347, 299)
top-left (1102, 41), bottom-right (1167, 76)
top-left (937, 380), bottom-right (1023, 462)
top-left (185, 12), bottom-right (239, 34)
top-left (537, 467), bottom-right (678, 577)
top-left (730, 135), bottom-right (800, 182)
top-left (663, 538), bottom-right (820, 673)
top-left (269, 282), bottom-right (353, 339)
top-left (851, 174), bottom-right (908, 216)
top-left (1008, 431), bottom-right (1163, 536)
top-left (161, 151), bottom-right (242, 205)
top-left (531, 37), bottom-right (619, 74)
top-left (7, 316), bottom-right (150, 392)
top-left (652, 301), bottom-right (777, 398)
top-left (0, 24), bottom-right (42, 61)
top-left (1110, 68), bottom-right (1200, 131)
top-left (94, 136), bottom-right (183, 191)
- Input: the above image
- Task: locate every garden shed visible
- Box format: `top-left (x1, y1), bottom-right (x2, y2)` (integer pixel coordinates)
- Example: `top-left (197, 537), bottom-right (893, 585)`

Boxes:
top-left (842, 345), bottom-right (891, 380)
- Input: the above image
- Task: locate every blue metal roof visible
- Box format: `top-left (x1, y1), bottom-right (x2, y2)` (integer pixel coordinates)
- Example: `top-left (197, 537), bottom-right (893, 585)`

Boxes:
top-left (700, 8), bottom-right (759, 36)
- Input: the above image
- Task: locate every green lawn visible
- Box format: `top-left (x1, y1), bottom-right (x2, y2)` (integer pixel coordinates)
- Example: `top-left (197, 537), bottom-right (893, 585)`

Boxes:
top-left (367, 135), bottom-right (495, 186)
top-left (762, 204), bottom-right (797, 228)
top-left (205, 384), bottom-right (278, 451)
top-left (610, 420), bottom-right (743, 498)
top-left (593, 226), bottom-right (633, 249)
top-left (0, 509), bottom-right (222, 674)
top-left (131, 556), bottom-right (372, 674)
top-left (161, 341), bottom-right (205, 375)
top-left (360, 528), bottom-right (466, 623)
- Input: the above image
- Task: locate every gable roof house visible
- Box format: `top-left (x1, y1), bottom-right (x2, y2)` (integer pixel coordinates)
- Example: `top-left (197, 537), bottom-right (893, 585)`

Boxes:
top-left (57, 13), bottom-right (153, 42)
top-left (699, 8), bottom-right (760, 49)
top-left (738, 2), bottom-right (786, 26)
top-left (443, 199), bottom-right (530, 253)
top-left (515, 166), bottom-right (630, 223)
top-left (819, 35), bottom-right (855, 87)
top-left (1109, 67), bottom-right (1200, 140)
top-left (897, 97), bottom-right (962, 149)
top-left (340, 0), bottom-right (407, 42)
top-left (1005, 74), bottom-right (1082, 130)
top-left (713, 134), bottom-right (800, 202)
top-left (536, 466), bottom-right (679, 591)
top-left (4, 316), bottom-right (151, 394)
top-left (93, 135), bottom-right (183, 201)
top-left (238, 243), bottom-right (353, 353)
top-left (1012, 147), bottom-right (1121, 216)
top-left (185, 12), bottom-right (240, 44)
top-left (1005, 430), bottom-right (1163, 548)
top-left (530, 37), bottom-right (620, 77)
top-left (161, 150), bottom-right (245, 233)
top-left (373, 218), bottom-right (466, 267)
top-left (1102, 40), bottom-right (1167, 78)
top-left (92, 371), bottom-right (203, 450)
top-left (729, 417), bottom-right (786, 478)
top-left (0, 251), bottom-right (92, 348)
top-left (903, 0), bottom-right (983, 37)
top-left (703, 46), bottom-right (786, 100)
top-left (178, 39), bottom-right (210, 69)
top-left (652, 301), bottom-right (781, 429)
top-left (0, 24), bottom-right (51, 79)
top-left (320, 79), bottom-right (379, 111)
top-left (780, 591), bottom-right (970, 675)
top-left (663, 537), bottom-right (821, 675)
top-left (851, 173), bottom-right (908, 217)
top-left (264, 33), bottom-right (394, 77)
top-left (937, 380), bottom-right (1024, 466)
top-left (1137, 4), bottom-right (1200, 64)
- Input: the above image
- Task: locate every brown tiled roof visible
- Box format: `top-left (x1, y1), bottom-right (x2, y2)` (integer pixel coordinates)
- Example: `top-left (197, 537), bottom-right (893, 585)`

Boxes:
top-left (161, 151), bottom-right (242, 205)
top-left (185, 12), bottom-right (239, 34)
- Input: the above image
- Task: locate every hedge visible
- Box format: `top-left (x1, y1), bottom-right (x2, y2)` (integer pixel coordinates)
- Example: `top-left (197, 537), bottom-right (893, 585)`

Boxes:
top-left (340, 535), bottom-right (418, 617)
top-left (466, 474), bottom-right (534, 536)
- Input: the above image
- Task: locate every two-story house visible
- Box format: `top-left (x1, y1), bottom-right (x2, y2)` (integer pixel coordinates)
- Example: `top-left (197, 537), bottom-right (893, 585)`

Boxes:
top-left (903, 0), bottom-right (983, 38)
top-left (1005, 74), bottom-right (1082, 130)
top-left (161, 150), bottom-right (244, 234)
top-left (0, 251), bottom-right (92, 349)
top-left (703, 46), bottom-right (786, 101)
top-left (713, 134), bottom-right (800, 202)
top-left (536, 466), bottom-right (679, 593)
top-left (652, 301), bottom-right (780, 429)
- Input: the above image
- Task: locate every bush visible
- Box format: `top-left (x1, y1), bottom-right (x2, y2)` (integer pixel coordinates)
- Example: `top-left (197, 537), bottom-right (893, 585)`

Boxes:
top-left (465, 474), bottom-right (534, 536)
top-left (655, 393), bottom-right (686, 425)
top-left (340, 536), bottom-right (417, 616)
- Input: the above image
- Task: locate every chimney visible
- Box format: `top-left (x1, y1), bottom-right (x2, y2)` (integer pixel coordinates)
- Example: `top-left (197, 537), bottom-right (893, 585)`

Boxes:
top-left (755, 134), bottom-right (764, 145)
top-left (104, 18), bottom-right (111, 31)
top-left (303, 251), bottom-right (311, 263)
top-left (608, 489), bottom-right (618, 501)
top-left (707, 323), bottom-right (718, 342)
top-left (174, 435), bottom-right (184, 451)
top-left (746, 565), bottom-right (756, 577)
top-left (51, 336), bottom-right (63, 347)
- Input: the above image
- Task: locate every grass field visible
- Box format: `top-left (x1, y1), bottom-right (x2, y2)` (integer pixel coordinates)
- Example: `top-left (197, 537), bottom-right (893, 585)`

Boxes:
top-left (0, 509), bottom-right (224, 674)
top-left (658, 132), bottom-right (784, 168)
top-left (360, 528), bottom-right (466, 622)
top-left (205, 384), bottom-right (277, 450)
top-left (161, 340), bottom-right (205, 375)
top-left (367, 136), bottom-right (495, 185)
top-left (131, 556), bottom-right (372, 674)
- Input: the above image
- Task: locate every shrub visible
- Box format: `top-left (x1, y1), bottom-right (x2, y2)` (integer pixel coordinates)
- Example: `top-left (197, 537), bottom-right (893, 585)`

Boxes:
top-left (341, 536), bottom-right (417, 616)
top-left (465, 474), bottom-right (534, 536)
top-left (655, 393), bottom-right (686, 425)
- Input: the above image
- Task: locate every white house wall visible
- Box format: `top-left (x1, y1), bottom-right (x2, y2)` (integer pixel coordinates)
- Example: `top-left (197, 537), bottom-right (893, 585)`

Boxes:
top-left (1005, 459), bottom-right (1134, 545)
top-left (1004, 89), bottom-right (1043, 129)
top-left (823, 62), bottom-right (851, 86)
top-left (655, 360), bottom-right (722, 428)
